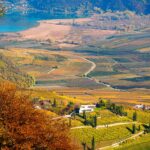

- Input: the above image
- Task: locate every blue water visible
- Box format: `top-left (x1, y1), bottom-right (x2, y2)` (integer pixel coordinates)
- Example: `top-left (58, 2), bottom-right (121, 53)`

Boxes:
top-left (0, 12), bottom-right (82, 33)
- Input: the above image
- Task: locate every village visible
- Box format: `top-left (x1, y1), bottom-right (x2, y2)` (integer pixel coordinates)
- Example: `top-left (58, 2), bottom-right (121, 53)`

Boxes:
top-left (31, 95), bottom-right (150, 149)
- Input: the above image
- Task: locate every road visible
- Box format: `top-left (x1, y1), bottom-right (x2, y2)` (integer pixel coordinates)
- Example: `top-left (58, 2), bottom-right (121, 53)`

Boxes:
top-left (71, 121), bottom-right (137, 130)
top-left (97, 131), bottom-right (144, 150)
top-left (48, 68), bottom-right (56, 74)
top-left (81, 57), bottom-right (96, 76)
top-left (96, 122), bottom-right (137, 129)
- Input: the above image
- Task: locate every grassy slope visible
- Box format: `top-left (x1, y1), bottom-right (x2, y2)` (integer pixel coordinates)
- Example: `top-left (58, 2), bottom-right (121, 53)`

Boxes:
top-left (126, 108), bottom-right (150, 124)
top-left (0, 53), bottom-right (34, 88)
top-left (116, 134), bottom-right (150, 150)
top-left (71, 124), bottom-right (136, 148)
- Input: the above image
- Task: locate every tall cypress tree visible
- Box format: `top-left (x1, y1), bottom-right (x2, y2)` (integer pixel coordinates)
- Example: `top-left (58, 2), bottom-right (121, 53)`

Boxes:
top-left (133, 111), bottom-right (137, 121)
top-left (93, 115), bottom-right (97, 128)
top-left (53, 98), bottom-right (57, 107)
top-left (132, 124), bottom-right (136, 134)
top-left (91, 136), bottom-right (95, 150)
top-left (69, 117), bottom-right (72, 127)
top-left (83, 110), bottom-right (86, 119)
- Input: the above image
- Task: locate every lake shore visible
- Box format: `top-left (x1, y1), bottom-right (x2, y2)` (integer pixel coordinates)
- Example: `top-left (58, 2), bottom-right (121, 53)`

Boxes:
top-left (18, 17), bottom-right (116, 48)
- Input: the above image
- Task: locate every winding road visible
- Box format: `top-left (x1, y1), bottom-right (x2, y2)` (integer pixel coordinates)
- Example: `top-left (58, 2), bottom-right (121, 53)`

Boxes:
top-left (97, 131), bottom-right (144, 150)
top-left (81, 57), bottom-right (96, 76)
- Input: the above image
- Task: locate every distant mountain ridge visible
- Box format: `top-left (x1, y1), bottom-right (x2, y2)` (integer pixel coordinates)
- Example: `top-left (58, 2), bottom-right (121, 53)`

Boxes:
top-left (5, 0), bottom-right (150, 15)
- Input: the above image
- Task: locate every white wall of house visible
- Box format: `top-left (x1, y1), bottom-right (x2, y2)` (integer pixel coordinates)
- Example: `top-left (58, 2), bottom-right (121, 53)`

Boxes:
top-left (79, 105), bottom-right (96, 113)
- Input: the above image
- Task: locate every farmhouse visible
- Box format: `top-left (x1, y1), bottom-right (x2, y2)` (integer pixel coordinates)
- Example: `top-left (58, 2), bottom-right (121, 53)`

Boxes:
top-left (79, 105), bottom-right (96, 113)
top-left (134, 104), bottom-right (144, 109)
top-left (134, 104), bottom-right (150, 110)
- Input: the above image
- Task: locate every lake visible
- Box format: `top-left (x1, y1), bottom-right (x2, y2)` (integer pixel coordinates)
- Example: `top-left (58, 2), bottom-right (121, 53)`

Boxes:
top-left (0, 12), bottom-right (81, 32)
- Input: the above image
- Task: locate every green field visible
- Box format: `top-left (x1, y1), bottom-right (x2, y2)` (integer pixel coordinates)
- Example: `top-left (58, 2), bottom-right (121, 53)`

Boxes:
top-left (126, 109), bottom-right (150, 124)
top-left (71, 124), bottom-right (136, 148)
top-left (116, 134), bottom-right (150, 150)
top-left (120, 142), bottom-right (150, 150)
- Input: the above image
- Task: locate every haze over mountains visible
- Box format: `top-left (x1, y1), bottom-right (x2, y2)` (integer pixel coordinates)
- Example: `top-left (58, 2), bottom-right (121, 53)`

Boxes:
top-left (5, 0), bottom-right (150, 15)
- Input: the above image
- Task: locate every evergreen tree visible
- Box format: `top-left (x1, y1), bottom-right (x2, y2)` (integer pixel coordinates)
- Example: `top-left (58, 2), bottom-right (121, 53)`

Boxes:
top-left (69, 117), bottom-right (72, 127)
top-left (93, 115), bottom-right (97, 128)
top-left (84, 114), bottom-right (87, 125)
top-left (138, 125), bottom-right (141, 131)
top-left (91, 136), bottom-right (95, 150)
top-left (132, 124), bottom-right (136, 134)
top-left (82, 142), bottom-right (86, 150)
top-left (133, 111), bottom-right (137, 121)
top-left (53, 98), bottom-right (57, 107)
top-left (83, 110), bottom-right (86, 119)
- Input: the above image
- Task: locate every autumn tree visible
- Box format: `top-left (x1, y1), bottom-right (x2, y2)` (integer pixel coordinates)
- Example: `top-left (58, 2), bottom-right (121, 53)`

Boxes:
top-left (0, 81), bottom-right (80, 150)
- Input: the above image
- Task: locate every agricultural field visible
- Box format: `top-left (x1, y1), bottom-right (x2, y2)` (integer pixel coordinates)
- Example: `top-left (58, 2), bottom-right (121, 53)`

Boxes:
top-left (72, 30), bottom-right (150, 90)
top-left (125, 108), bottom-right (150, 124)
top-left (54, 88), bottom-right (150, 106)
top-left (116, 133), bottom-right (150, 150)
top-left (71, 124), bottom-right (142, 148)
top-left (0, 48), bottom-right (104, 88)
top-left (96, 110), bottom-right (131, 125)
top-left (0, 7), bottom-right (150, 150)
top-left (72, 109), bottom-right (131, 126)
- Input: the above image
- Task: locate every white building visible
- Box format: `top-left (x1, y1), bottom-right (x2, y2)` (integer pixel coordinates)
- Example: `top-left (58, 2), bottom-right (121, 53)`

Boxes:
top-left (79, 105), bottom-right (96, 113)
top-left (134, 104), bottom-right (144, 109)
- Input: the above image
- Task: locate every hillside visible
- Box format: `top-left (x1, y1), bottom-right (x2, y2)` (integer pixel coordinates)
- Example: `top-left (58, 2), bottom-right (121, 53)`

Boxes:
top-left (5, 0), bottom-right (150, 15)
top-left (0, 53), bottom-right (34, 88)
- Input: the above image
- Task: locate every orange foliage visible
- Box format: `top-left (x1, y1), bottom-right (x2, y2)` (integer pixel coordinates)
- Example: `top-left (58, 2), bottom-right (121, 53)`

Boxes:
top-left (0, 82), bottom-right (80, 150)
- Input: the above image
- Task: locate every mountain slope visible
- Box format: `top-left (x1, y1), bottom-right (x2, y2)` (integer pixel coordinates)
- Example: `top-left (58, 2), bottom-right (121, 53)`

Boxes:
top-left (0, 54), bottom-right (34, 88)
top-left (5, 0), bottom-right (150, 15)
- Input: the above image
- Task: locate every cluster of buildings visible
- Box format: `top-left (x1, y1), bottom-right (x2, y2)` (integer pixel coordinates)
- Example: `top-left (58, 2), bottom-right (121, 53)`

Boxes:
top-left (134, 104), bottom-right (150, 110)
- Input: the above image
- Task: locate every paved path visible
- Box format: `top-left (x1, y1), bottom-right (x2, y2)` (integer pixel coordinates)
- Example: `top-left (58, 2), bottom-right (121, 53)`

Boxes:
top-left (47, 55), bottom-right (96, 76)
top-left (48, 68), bottom-right (56, 74)
top-left (51, 115), bottom-right (71, 120)
top-left (71, 126), bottom-right (92, 129)
top-left (96, 122), bottom-right (136, 129)
top-left (97, 131), bottom-right (144, 150)
top-left (71, 121), bottom-right (137, 130)
top-left (81, 57), bottom-right (96, 76)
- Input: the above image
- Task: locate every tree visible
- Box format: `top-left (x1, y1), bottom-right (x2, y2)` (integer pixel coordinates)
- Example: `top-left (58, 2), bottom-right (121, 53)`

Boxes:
top-left (132, 124), bottom-right (136, 134)
top-left (0, 0), bottom-right (5, 16)
top-left (84, 114), bottom-right (88, 125)
top-left (83, 110), bottom-right (86, 119)
top-left (69, 117), bottom-right (72, 127)
top-left (74, 105), bottom-right (80, 114)
top-left (0, 81), bottom-right (80, 149)
top-left (53, 98), bottom-right (57, 107)
top-left (82, 142), bottom-right (86, 150)
top-left (91, 136), bottom-right (95, 150)
top-left (138, 125), bottom-right (141, 131)
top-left (133, 111), bottom-right (137, 121)
top-left (93, 115), bottom-right (97, 128)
